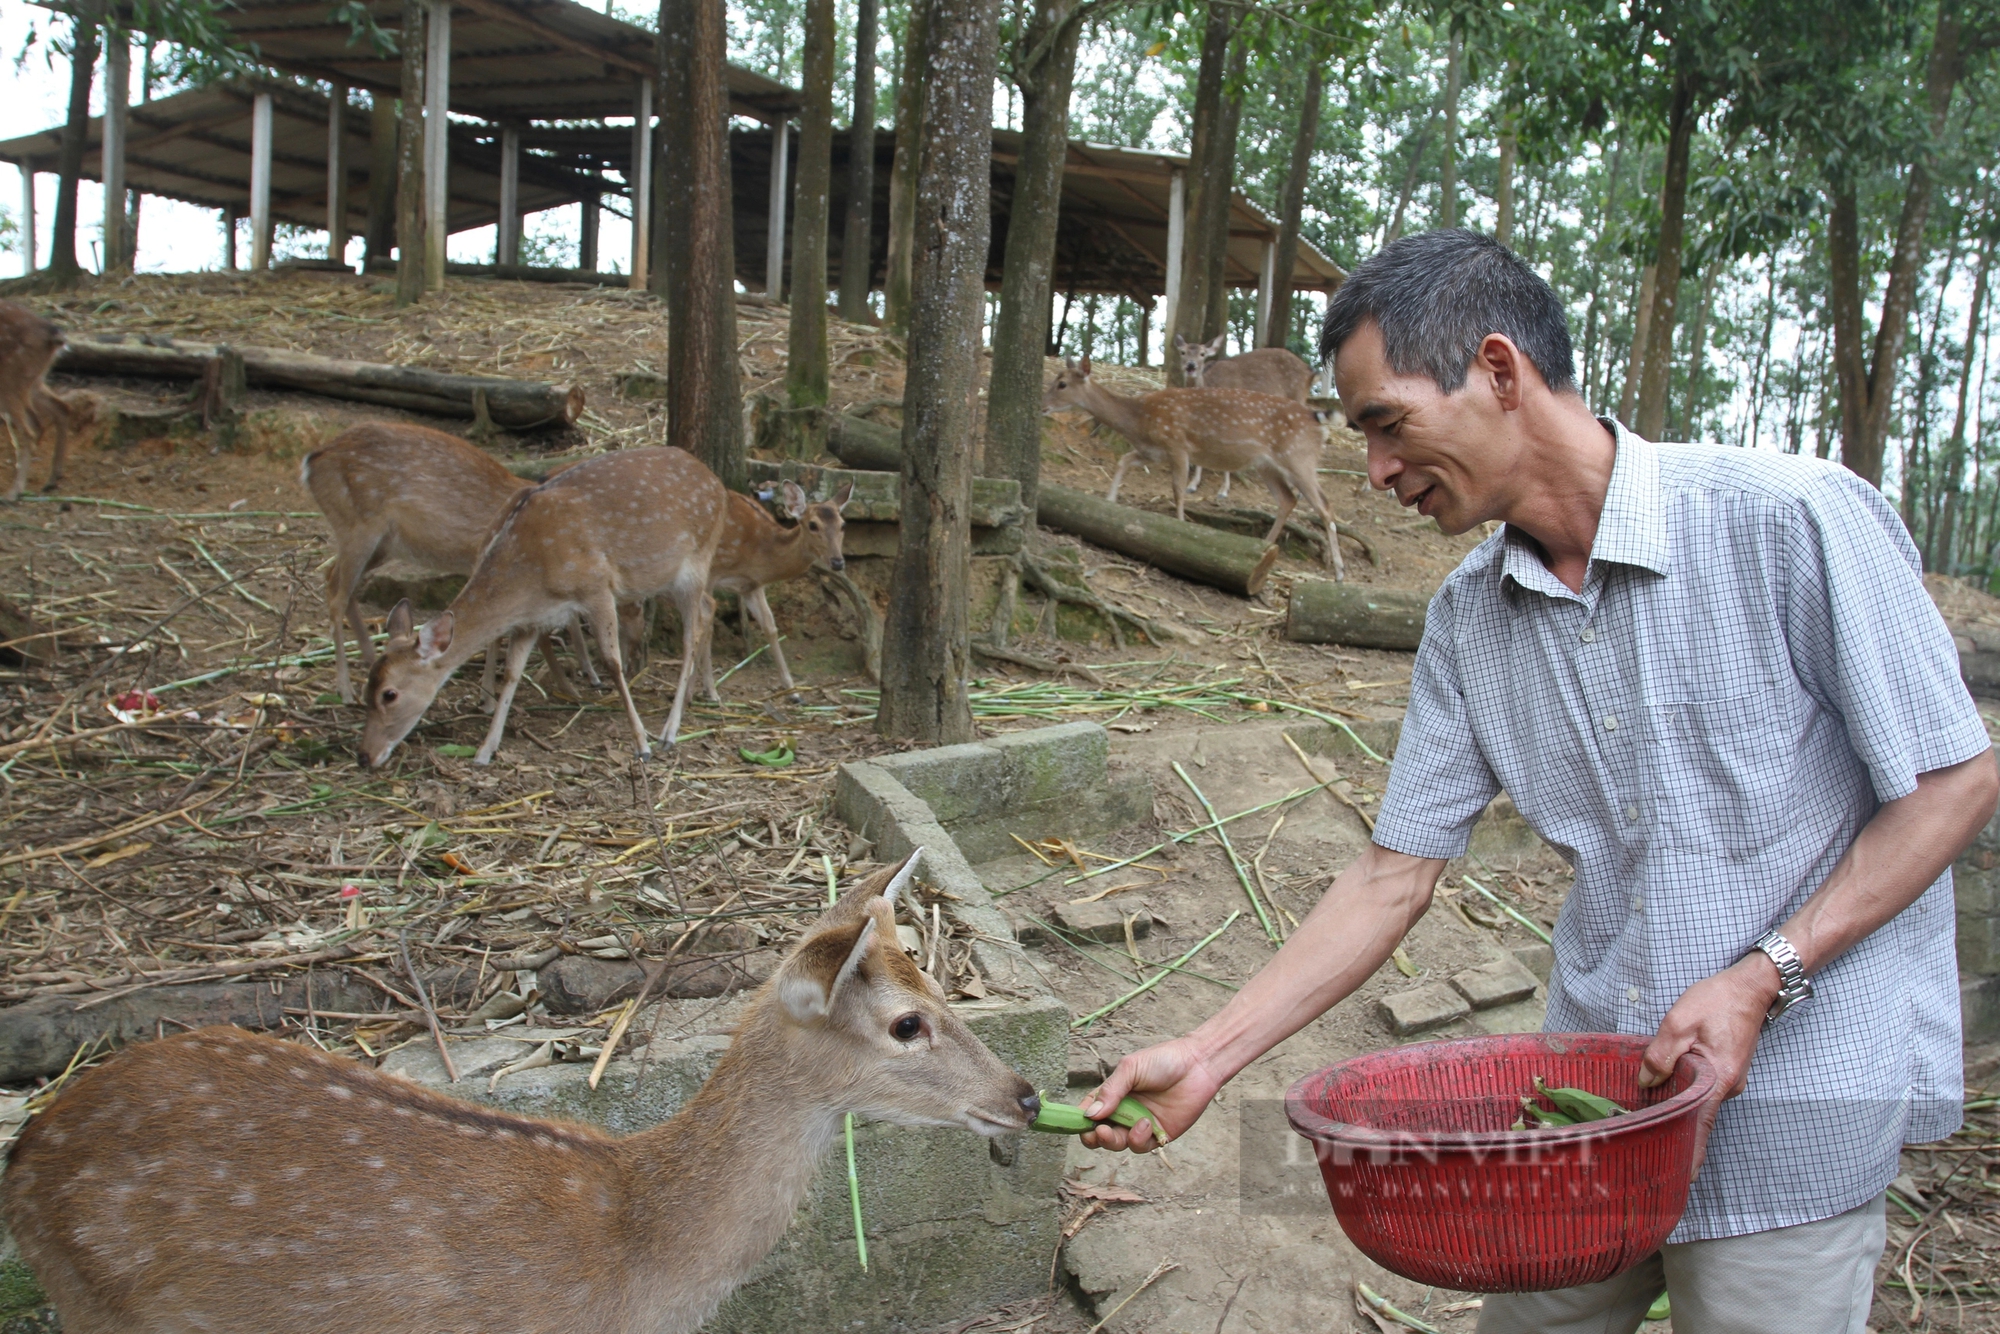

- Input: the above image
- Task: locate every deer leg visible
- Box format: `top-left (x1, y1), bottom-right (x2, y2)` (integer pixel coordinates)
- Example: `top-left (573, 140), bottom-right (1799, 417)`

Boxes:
top-left (568, 613), bottom-right (602, 686)
top-left (586, 591), bottom-right (654, 760)
top-left (537, 634), bottom-right (581, 699)
top-left (472, 633), bottom-right (537, 766)
top-left (42, 411), bottom-right (68, 493)
top-left (480, 644), bottom-right (501, 710)
top-left (1217, 472), bottom-right (1232, 500)
top-left (697, 598), bottom-right (719, 702)
top-left (1106, 451), bottom-right (1138, 503)
top-left (2, 418), bottom-right (25, 504)
top-left (1172, 455), bottom-right (1192, 523)
top-left (658, 586), bottom-right (713, 748)
top-left (1187, 465), bottom-right (1205, 494)
top-left (744, 586), bottom-right (795, 690)
top-left (326, 552), bottom-right (374, 705)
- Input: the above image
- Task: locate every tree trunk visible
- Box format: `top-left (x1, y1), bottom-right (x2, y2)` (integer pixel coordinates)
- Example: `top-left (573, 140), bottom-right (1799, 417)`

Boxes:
top-left (48, 15), bottom-right (99, 281)
top-left (878, 0), bottom-right (1000, 745)
top-left (1263, 56), bottom-right (1323, 349)
top-left (1494, 120), bottom-right (1517, 247)
top-left (394, 0), bottom-right (427, 309)
top-left (1439, 34), bottom-right (1462, 230)
top-left (985, 0), bottom-right (1084, 522)
top-left (1618, 264), bottom-right (1655, 427)
top-left (1679, 262), bottom-right (1717, 438)
top-left (1828, 0), bottom-right (1967, 487)
top-left (1634, 63), bottom-right (1696, 440)
top-left (1383, 106), bottom-right (1439, 245)
top-left (1039, 484), bottom-right (1282, 595)
top-left (1169, 2), bottom-right (1237, 378)
top-left (837, 0), bottom-right (879, 321)
top-left (1939, 231), bottom-right (1991, 567)
top-left (782, 0), bottom-right (836, 448)
top-left (364, 93), bottom-right (398, 265)
top-left (660, 0), bottom-right (745, 490)
top-left (882, 0), bottom-right (930, 337)
top-left (1201, 36), bottom-right (1247, 341)
top-left (1284, 581), bottom-right (1429, 649)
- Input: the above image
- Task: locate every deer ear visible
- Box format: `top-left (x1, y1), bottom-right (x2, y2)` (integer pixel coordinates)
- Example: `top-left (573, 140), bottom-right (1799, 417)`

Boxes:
top-left (1063, 356), bottom-right (1076, 372)
top-left (415, 611), bottom-right (454, 664)
top-left (834, 480), bottom-right (855, 511)
top-left (384, 599), bottom-right (417, 649)
top-left (775, 915), bottom-right (878, 1022)
top-left (780, 480), bottom-right (808, 518)
top-left (1079, 356), bottom-right (1092, 376)
top-left (1174, 333), bottom-right (1188, 352)
top-left (1206, 334), bottom-right (1226, 355)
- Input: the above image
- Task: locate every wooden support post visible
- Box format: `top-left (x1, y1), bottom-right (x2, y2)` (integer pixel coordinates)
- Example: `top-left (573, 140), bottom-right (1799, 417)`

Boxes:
top-left (1137, 295), bottom-right (1151, 368)
top-left (364, 92), bottom-right (396, 264)
top-left (1255, 237), bottom-right (1277, 349)
top-left (103, 37), bottom-right (129, 270)
top-left (18, 161), bottom-right (34, 273)
top-left (1163, 168), bottom-right (1185, 340)
top-left (579, 196), bottom-right (598, 271)
top-left (765, 118), bottom-right (789, 300)
top-left (249, 91), bottom-right (274, 271)
top-left (628, 79), bottom-right (652, 289)
top-left (223, 206), bottom-right (238, 270)
top-left (327, 81), bottom-right (349, 262)
top-left (496, 125), bottom-right (520, 265)
top-left (423, 0), bottom-right (451, 293)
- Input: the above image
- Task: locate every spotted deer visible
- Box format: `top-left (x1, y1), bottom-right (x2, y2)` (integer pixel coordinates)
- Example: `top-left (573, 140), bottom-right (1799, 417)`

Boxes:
top-left (300, 422), bottom-right (603, 705)
top-left (699, 480), bottom-right (853, 697)
top-left (0, 300), bottom-right (94, 502)
top-left (1043, 356), bottom-right (1344, 578)
top-left (354, 446), bottom-right (727, 767)
top-left (1175, 334), bottom-right (1316, 500)
top-left (1, 850), bottom-right (1042, 1334)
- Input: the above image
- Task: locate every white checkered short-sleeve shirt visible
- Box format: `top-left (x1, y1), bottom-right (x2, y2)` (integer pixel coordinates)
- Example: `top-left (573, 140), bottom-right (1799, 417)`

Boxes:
top-left (1373, 420), bottom-right (1992, 1242)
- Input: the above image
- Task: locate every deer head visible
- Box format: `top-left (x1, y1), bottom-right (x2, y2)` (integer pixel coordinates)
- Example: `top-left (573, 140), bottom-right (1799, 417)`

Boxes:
top-left (357, 598), bottom-right (459, 768)
top-left (781, 479), bottom-right (854, 573)
top-left (765, 851), bottom-right (1040, 1136)
top-left (1176, 332), bottom-right (1227, 384)
top-left (1040, 356), bottom-right (1096, 415)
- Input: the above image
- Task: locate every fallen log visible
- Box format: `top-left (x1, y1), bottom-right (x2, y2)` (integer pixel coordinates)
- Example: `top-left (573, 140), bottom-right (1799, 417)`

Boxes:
top-left (1284, 581), bottom-right (1431, 650)
top-left (1183, 503), bottom-right (1378, 566)
top-left (536, 951), bottom-right (777, 1014)
top-left (1037, 483), bottom-right (1282, 597)
top-left (56, 334), bottom-right (584, 430)
top-left (827, 410), bottom-right (903, 471)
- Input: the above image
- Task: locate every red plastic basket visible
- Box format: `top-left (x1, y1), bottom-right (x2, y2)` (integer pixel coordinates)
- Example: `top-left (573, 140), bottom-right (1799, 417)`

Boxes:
top-left (1285, 1033), bottom-right (1715, 1293)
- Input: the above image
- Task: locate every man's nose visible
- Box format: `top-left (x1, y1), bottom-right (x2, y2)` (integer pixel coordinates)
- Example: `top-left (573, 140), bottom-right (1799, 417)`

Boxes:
top-left (1366, 439), bottom-right (1402, 493)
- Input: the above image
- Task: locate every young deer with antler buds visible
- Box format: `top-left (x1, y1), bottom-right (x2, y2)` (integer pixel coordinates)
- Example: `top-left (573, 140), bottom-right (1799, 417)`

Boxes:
top-left (1, 300), bottom-right (94, 502)
top-left (301, 422), bottom-right (605, 705)
top-left (699, 479), bottom-right (853, 696)
top-left (355, 446), bottom-right (727, 768)
top-left (2, 850), bottom-right (1043, 1334)
top-left (1175, 334), bottom-right (1316, 500)
top-left (1043, 356), bottom-right (1344, 579)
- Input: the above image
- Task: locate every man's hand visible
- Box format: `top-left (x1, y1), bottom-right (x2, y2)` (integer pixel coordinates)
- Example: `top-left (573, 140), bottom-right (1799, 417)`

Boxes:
top-left (1076, 1037), bottom-right (1225, 1153)
top-left (1638, 952), bottom-right (1780, 1175)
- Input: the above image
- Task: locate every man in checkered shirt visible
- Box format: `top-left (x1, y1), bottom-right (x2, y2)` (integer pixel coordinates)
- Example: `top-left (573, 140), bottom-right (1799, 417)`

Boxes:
top-left (1080, 230), bottom-right (1998, 1333)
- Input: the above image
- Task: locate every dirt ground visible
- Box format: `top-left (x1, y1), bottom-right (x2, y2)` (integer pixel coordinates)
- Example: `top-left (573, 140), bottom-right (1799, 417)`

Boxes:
top-left (4, 269), bottom-right (2000, 1332)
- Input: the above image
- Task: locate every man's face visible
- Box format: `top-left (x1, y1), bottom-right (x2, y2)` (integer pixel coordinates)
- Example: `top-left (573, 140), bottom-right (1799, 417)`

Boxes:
top-left (1333, 321), bottom-right (1517, 536)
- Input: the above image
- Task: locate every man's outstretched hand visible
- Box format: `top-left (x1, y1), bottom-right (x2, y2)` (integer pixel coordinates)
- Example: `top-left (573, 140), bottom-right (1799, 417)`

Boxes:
top-left (1638, 952), bottom-right (1779, 1175)
top-left (1078, 1037), bottom-right (1224, 1152)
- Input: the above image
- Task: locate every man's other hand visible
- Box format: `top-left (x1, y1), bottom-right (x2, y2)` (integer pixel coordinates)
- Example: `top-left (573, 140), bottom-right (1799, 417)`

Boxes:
top-left (1638, 952), bottom-right (1780, 1175)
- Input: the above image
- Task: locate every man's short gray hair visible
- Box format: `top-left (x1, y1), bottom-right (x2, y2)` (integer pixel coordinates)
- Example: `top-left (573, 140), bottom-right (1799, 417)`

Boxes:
top-left (1318, 229), bottom-right (1577, 396)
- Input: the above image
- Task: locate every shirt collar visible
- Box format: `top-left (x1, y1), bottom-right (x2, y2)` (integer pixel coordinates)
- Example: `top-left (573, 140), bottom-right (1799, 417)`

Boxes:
top-left (1498, 419), bottom-right (1671, 597)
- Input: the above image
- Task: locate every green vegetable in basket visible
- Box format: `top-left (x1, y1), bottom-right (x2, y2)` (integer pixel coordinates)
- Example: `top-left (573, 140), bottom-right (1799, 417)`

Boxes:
top-left (1515, 1098), bottom-right (1577, 1129)
top-left (1534, 1075), bottom-right (1628, 1122)
top-left (1032, 1095), bottom-right (1165, 1139)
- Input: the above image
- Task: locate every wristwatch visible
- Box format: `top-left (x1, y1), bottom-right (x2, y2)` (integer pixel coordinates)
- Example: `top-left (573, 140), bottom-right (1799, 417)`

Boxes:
top-left (1752, 929), bottom-right (1812, 1026)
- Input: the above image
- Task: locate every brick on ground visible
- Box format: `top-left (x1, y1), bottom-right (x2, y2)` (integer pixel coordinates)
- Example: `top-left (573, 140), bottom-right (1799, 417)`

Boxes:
top-left (1379, 983), bottom-right (1471, 1036)
top-left (1052, 900), bottom-right (1153, 943)
top-left (1450, 956), bottom-right (1541, 1011)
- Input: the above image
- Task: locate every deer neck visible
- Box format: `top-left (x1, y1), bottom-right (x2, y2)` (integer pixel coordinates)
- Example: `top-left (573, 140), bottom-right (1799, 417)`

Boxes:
top-left (617, 1009), bottom-right (846, 1326)
top-left (760, 521), bottom-right (814, 583)
top-left (1077, 378), bottom-right (1150, 444)
top-left (429, 552), bottom-right (541, 679)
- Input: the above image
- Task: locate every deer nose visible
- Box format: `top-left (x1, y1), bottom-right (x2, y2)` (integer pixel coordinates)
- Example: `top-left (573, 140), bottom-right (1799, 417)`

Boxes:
top-left (830, 556), bottom-right (845, 572)
top-left (356, 749), bottom-right (375, 769)
top-left (1018, 1090), bottom-right (1041, 1120)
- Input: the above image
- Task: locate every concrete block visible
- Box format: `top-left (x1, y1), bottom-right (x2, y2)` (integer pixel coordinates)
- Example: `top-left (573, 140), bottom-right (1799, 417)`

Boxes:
top-left (1473, 997), bottom-right (1549, 1036)
top-left (1450, 956), bottom-right (1540, 1011)
top-left (873, 722), bottom-right (1106, 828)
top-left (1512, 943), bottom-right (1556, 982)
top-left (1052, 900), bottom-right (1152, 943)
top-left (1959, 865), bottom-right (2000, 917)
top-left (1378, 983), bottom-right (1471, 1036)
top-left (1965, 974), bottom-right (2000, 1043)
top-left (1960, 913), bottom-right (2000, 977)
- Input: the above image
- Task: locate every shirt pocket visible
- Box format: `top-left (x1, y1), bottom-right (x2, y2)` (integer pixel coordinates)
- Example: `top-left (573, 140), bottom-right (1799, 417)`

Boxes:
top-left (1650, 696), bottom-right (1794, 858)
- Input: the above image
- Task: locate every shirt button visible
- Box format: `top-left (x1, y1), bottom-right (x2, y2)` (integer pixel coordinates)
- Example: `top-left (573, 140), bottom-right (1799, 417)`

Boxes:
top-left (1580, 628), bottom-right (1597, 643)
top-left (1630, 895), bottom-right (1643, 912)
top-left (1603, 715), bottom-right (1619, 731)
top-left (1626, 986), bottom-right (1641, 1002)
top-left (1624, 804), bottom-right (1640, 822)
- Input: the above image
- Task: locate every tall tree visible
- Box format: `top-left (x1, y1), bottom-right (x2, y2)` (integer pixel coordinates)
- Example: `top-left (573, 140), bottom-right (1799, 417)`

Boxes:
top-left (1170, 2), bottom-right (1240, 378)
top-left (660, 0), bottom-right (745, 490)
top-left (1438, 32), bottom-right (1462, 230)
top-left (837, 0), bottom-right (879, 322)
top-left (1264, 52), bottom-right (1325, 348)
top-left (985, 0), bottom-right (1091, 520)
top-left (1633, 61), bottom-right (1696, 439)
top-left (782, 0), bottom-right (837, 452)
top-left (879, 0), bottom-right (1001, 744)
top-left (882, 0), bottom-right (930, 335)
top-left (48, 14), bottom-right (100, 282)
top-left (394, 0), bottom-right (427, 308)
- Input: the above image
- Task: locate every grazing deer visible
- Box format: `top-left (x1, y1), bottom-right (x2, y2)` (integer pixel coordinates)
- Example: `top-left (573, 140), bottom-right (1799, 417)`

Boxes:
top-left (1, 850), bottom-right (1043, 1334)
top-left (1175, 334), bottom-right (1316, 500)
top-left (300, 422), bottom-right (601, 705)
top-left (700, 480), bottom-right (853, 697)
top-left (1043, 356), bottom-right (1343, 579)
top-left (355, 445), bottom-right (727, 767)
top-left (0, 300), bottom-right (91, 502)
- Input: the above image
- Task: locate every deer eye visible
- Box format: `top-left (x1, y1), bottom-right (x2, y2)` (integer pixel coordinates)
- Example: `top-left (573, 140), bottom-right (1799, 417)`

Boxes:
top-left (380, 689), bottom-right (398, 705)
top-left (891, 1013), bottom-right (923, 1042)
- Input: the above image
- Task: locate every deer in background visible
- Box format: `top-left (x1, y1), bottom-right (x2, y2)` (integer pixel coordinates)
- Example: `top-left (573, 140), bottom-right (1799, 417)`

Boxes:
top-left (1175, 333), bottom-right (1316, 501)
top-left (699, 479), bottom-right (853, 698)
top-left (1, 850), bottom-right (1044, 1334)
top-left (0, 300), bottom-right (95, 502)
top-left (300, 422), bottom-right (603, 705)
top-left (1043, 356), bottom-right (1344, 580)
top-left (355, 446), bottom-right (727, 767)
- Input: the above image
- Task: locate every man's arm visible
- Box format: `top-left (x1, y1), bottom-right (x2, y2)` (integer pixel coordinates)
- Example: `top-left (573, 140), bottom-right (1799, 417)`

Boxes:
top-left (1079, 842), bottom-right (1446, 1152)
top-left (1640, 751), bottom-right (1998, 1159)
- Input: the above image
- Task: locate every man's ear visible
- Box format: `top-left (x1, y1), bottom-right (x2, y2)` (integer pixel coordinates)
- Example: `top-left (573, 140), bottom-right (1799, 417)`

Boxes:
top-left (384, 599), bottom-right (416, 649)
top-left (1477, 332), bottom-right (1528, 412)
top-left (415, 611), bottom-right (454, 664)
top-left (775, 915), bottom-right (877, 1022)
